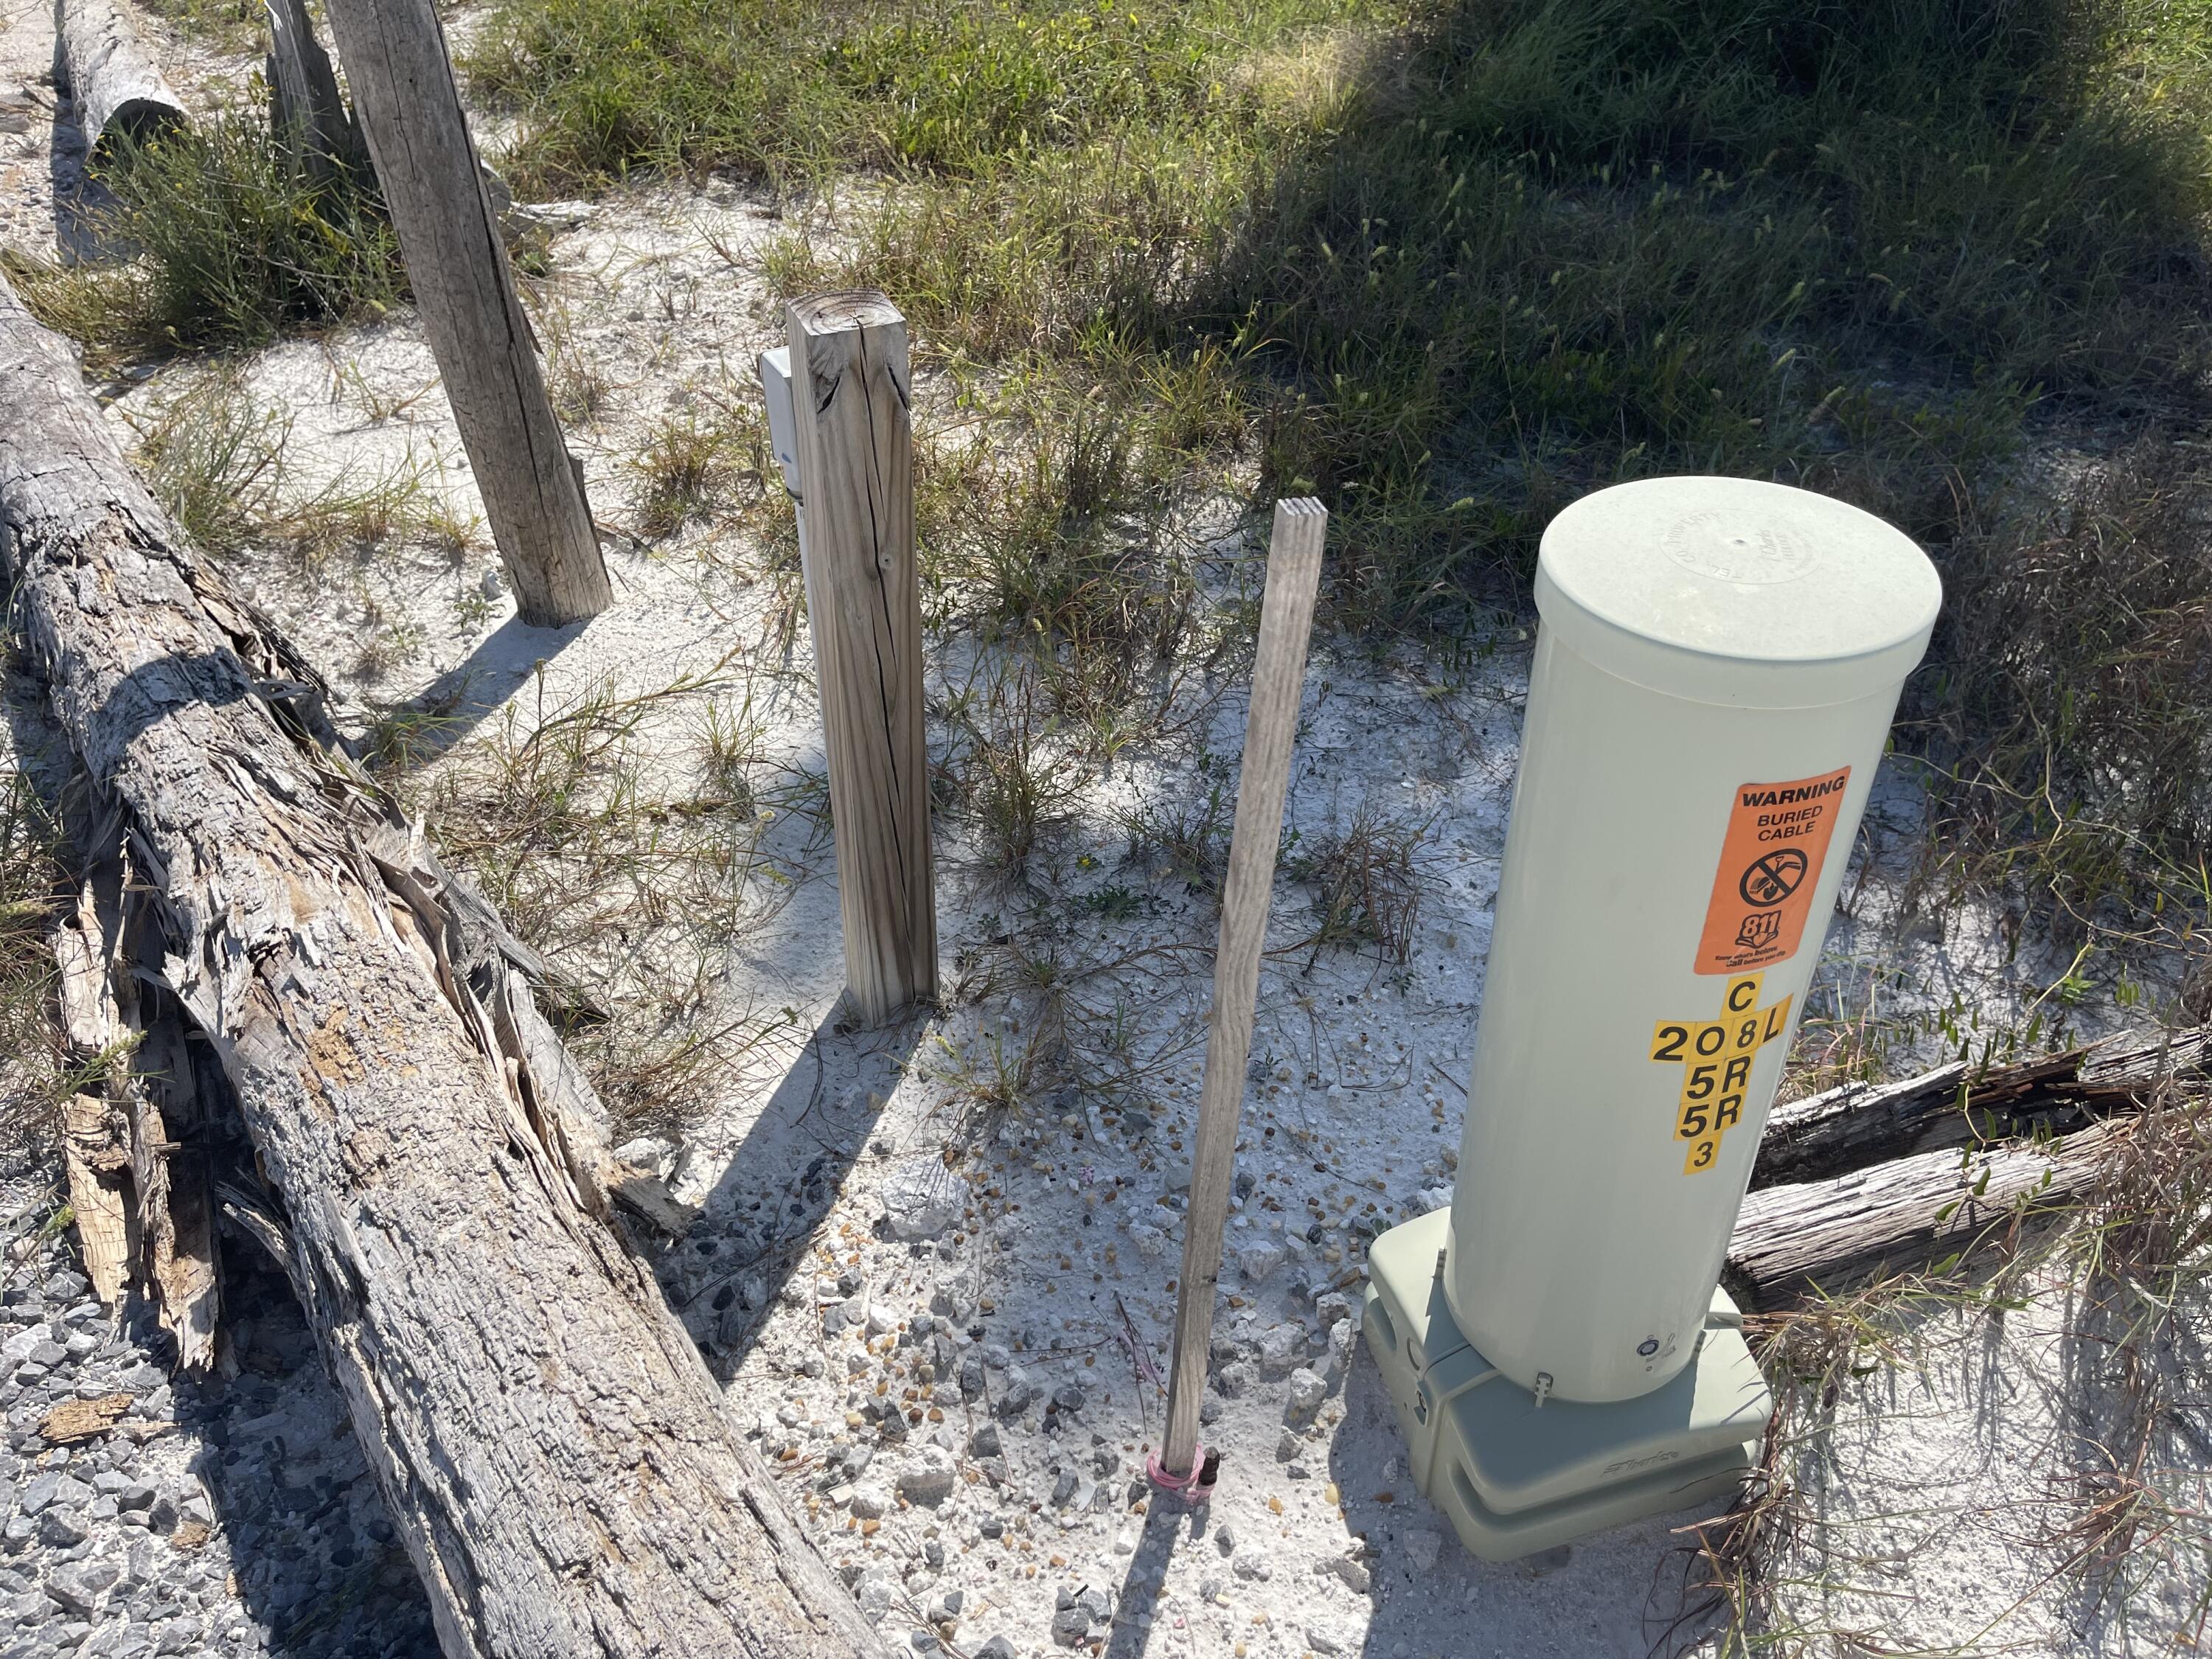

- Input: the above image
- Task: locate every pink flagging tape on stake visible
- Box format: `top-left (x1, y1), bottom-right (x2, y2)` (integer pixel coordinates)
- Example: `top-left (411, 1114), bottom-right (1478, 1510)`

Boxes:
top-left (1147, 1447), bottom-right (1217, 1503)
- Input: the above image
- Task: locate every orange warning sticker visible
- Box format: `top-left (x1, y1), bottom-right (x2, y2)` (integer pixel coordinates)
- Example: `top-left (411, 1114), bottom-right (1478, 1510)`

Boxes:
top-left (1693, 767), bottom-right (1851, 975)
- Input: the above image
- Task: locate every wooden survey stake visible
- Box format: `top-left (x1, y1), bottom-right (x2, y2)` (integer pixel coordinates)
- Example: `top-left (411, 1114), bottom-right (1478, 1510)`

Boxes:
top-left (785, 293), bottom-right (937, 1026)
top-left (1160, 498), bottom-right (1327, 1483)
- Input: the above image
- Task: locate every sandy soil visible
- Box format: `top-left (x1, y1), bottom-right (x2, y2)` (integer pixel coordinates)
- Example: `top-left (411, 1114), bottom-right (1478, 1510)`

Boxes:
top-left (4, 3), bottom-right (2206, 1654)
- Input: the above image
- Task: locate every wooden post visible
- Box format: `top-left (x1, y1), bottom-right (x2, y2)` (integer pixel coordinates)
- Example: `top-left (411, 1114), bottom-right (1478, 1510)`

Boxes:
top-left (264, 0), bottom-right (372, 181)
top-left (785, 293), bottom-right (936, 1026)
top-left (316, 0), bottom-right (611, 627)
top-left (1159, 499), bottom-right (1327, 1483)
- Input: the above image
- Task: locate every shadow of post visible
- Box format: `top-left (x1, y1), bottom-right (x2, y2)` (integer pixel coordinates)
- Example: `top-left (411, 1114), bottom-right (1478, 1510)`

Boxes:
top-left (358, 611), bottom-right (599, 765)
top-left (1102, 1495), bottom-right (1205, 1659)
top-left (665, 1001), bottom-right (933, 1382)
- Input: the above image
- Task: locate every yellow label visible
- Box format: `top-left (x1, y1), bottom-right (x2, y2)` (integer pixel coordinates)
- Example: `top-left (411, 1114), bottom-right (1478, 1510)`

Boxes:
top-left (1649, 975), bottom-right (1792, 1175)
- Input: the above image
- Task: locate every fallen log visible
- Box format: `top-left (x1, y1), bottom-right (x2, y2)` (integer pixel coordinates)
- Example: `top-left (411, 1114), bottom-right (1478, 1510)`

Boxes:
top-left (57, 0), bottom-right (187, 159)
top-left (1728, 1121), bottom-right (2129, 1309)
top-left (1751, 1024), bottom-right (2209, 1190)
top-left (0, 271), bottom-right (883, 1657)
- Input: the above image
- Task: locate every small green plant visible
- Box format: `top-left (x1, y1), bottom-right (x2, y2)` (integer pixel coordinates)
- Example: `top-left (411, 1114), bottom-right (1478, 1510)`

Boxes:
top-left (924, 1019), bottom-right (1045, 1119)
top-left (694, 693), bottom-right (767, 818)
top-left (1284, 802), bottom-right (1430, 964)
top-left (97, 116), bottom-right (403, 346)
top-left (1074, 883), bottom-right (1144, 921)
top-left (1121, 777), bottom-right (1233, 893)
top-left (425, 505), bottom-right (484, 563)
top-left (289, 466), bottom-right (433, 567)
top-left (133, 371), bottom-right (287, 557)
top-left (133, 377), bottom-right (441, 573)
top-left (538, 299), bottom-right (615, 425)
top-left (950, 674), bottom-right (1083, 884)
top-left (351, 602), bottom-right (425, 681)
top-left (632, 411), bottom-right (732, 538)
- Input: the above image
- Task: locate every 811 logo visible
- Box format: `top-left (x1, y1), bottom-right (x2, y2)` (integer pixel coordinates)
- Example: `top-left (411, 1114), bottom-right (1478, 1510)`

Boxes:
top-left (1649, 975), bottom-right (1792, 1175)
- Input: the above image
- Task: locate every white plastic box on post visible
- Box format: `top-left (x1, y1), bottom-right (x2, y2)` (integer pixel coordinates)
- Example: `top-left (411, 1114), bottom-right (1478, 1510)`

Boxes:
top-left (1362, 476), bottom-right (1941, 1562)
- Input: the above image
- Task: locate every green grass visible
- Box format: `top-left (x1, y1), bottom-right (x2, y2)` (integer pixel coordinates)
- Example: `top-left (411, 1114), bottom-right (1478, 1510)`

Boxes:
top-left (102, 119), bottom-right (404, 346)
top-left (1905, 437), bottom-right (2212, 940)
top-left (11, 114), bottom-right (403, 355)
top-left (469, 0), bottom-right (2212, 931)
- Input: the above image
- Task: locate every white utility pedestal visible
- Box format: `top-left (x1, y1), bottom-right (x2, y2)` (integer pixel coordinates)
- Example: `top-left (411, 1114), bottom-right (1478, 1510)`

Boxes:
top-left (1363, 476), bottom-right (1941, 1560)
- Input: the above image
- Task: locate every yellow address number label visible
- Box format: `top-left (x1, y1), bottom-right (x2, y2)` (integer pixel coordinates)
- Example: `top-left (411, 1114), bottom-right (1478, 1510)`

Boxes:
top-left (1648, 973), bottom-right (1792, 1175)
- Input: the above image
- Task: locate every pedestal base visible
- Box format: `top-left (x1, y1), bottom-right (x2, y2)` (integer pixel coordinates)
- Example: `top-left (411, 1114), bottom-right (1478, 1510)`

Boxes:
top-left (1360, 1207), bottom-right (1770, 1563)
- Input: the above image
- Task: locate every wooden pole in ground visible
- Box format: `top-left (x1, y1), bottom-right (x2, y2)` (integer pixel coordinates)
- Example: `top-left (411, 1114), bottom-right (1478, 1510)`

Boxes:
top-left (785, 293), bottom-right (936, 1026)
top-left (315, 0), bottom-right (611, 627)
top-left (264, 0), bottom-right (372, 181)
top-left (1158, 498), bottom-right (1326, 1484)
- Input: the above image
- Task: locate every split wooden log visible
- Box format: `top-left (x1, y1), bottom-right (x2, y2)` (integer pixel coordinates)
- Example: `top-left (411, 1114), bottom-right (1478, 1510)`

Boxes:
top-left (51, 846), bottom-right (219, 1360)
top-left (52, 883), bottom-right (133, 1307)
top-left (56, 0), bottom-right (187, 159)
top-left (0, 271), bottom-right (883, 1658)
top-left (1752, 1024), bottom-right (2210, 1189)
top-left (1728, 1027), bottom-right (2206, 1307)
top-left (1728, 1121), bottom-right (2128, 1310)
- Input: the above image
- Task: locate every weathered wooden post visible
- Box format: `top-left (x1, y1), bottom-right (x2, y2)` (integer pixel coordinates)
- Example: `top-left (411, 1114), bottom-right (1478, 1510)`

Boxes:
top-left (1155, 498), bottom-right (1327, 1491)
top-left (264, 0), bottom-right (371, 180)
top-left (316, 0), bottom-right (611, 627)
top-left (782, 293), bottom-right (937, 1026)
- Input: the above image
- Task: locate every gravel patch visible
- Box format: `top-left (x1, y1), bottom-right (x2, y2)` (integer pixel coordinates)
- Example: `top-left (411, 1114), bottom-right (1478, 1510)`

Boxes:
top-left (1, 1190), bottom-right (437, 1659)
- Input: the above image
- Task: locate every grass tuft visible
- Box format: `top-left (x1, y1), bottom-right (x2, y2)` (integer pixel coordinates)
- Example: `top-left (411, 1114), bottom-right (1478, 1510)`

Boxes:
top-left (1904, 439), bottom-right (2212, 940)
top-left (945, 672), bottom-right (1083, 885)
top-left (632, 411), bottom-right (736, 538)
top-left (97, 118), bottom-right (403, 347)
top-left (1284, 802), bottom-right (1429, 965)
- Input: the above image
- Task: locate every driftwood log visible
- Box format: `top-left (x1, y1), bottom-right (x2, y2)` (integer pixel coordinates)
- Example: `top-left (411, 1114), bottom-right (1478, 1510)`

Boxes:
top-left (1751, 1024), bottom-right (2210, 1189)
top-left (0, 272), bottom-right (883, 1657)
top-left (56, 0), bottom-right (187, 158)
top-left (1728, 1122), bottom-right (2128, 1309)
top-left (1725, 1026), bottom-right (2206, 1306)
